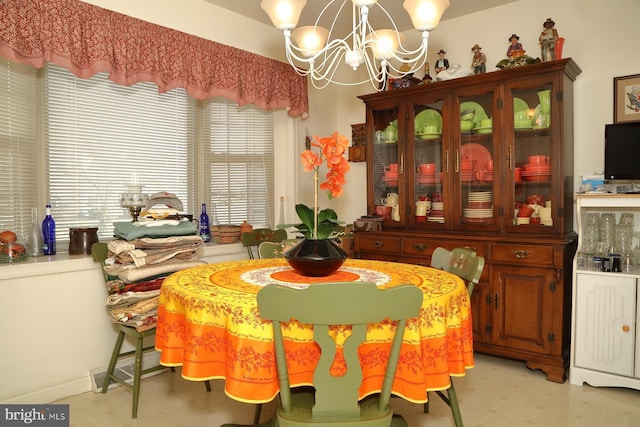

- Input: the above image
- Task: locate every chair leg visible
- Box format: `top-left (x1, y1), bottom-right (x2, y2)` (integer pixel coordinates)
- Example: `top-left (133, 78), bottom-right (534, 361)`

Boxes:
top-left (131, 333), bottom-right (145, 418)
top-left (205, 380), bottom-right (211, 392)
top-left (253, 403), bottom-right (262, 424)
top-left (423, 394), bottom-right (430, 413)
top-left (446, 381), bottom-right (463, 427)
top-left (102, 330), bottom-right (125, 393)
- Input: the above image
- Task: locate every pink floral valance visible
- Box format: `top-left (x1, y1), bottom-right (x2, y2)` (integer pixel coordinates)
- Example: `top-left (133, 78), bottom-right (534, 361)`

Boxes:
top-left (0, 0), bottom-right (308, 118)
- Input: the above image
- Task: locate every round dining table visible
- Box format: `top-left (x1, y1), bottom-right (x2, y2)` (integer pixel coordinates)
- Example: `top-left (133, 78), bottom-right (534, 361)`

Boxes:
top-left (155, 258), bottom-right (474, 404)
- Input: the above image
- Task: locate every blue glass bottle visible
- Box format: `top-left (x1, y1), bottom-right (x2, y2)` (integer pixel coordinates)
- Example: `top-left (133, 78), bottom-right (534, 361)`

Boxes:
top-left (199, 203), bottom-right (210, 242)
top-left (42, 204), bottom-right (56, 255)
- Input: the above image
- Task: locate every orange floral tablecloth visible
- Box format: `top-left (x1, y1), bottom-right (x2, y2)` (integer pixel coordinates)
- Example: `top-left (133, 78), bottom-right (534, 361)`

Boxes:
top-left (155, 258), bottom-right (474, 404)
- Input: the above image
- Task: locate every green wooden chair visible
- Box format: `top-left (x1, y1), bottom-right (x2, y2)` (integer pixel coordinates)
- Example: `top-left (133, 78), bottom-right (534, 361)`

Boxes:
top-left (222, 281), bottom-right (422, 427)
top-left (242, 228), bottom-right (288, 259)
top-left (92, 242), bottom-right (211, 418)
top-left (424, 246), bottom-right (485, 427)
top-left (257, 239), bottom-right (300, 259)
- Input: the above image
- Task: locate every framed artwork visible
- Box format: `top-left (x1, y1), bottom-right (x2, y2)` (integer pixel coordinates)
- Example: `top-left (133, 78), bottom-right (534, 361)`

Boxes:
top-left (614, 74), bottom-right (640, 123)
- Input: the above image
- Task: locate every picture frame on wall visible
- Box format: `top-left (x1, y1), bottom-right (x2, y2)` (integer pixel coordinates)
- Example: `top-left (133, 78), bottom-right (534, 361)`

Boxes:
top-left (614, 74), bottom-right (640, 123)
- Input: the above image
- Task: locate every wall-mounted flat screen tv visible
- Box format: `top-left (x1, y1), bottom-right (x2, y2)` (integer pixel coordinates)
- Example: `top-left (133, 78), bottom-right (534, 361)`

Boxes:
top-left (604, 122), bottom-right (640, 181)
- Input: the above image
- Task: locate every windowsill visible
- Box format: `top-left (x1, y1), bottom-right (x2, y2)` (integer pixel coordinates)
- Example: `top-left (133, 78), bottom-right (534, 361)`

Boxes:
top-left (0, 241), bottom-right (245, 280)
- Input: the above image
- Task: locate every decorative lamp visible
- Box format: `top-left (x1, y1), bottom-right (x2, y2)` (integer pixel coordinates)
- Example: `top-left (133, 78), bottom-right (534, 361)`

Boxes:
top-left (120, 183), bottom-right (148, 222)
top-left (261, 0), bottom-right (450, 90)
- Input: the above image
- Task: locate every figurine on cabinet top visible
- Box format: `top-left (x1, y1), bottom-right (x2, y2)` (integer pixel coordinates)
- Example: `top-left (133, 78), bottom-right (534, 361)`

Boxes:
top-left (470, 44), bottom-right (486, 74)
top-left (539, 18), bottom-right (559, 62)
top-left (506, 34), bottom-right (524, 59)
top-left (434, 50), bottom-right (449, 74)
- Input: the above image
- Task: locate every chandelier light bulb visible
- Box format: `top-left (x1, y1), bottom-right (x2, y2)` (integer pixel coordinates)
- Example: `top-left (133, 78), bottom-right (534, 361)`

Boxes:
top-left (403, 0), bottom-right (450, 32)
top-left (261, 0), bottom-right (307, 30)
top-left (370, 29), bottom-right (403, 60)
top-left (291, 26), bottom-right (329, 57)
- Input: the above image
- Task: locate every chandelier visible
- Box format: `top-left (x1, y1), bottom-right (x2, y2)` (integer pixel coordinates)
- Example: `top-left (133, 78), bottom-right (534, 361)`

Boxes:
top-left (260, 0), bottom-right (450, 90)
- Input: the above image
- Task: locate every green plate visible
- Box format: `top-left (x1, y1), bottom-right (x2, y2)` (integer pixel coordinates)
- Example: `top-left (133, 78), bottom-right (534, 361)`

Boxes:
top-left (513, 97), bottom-right (529, 113)
top-left (414, 109), bottom-right (442, 134)
top-left (473, 126), bottom-right (493, 135)
top-left (416, 132), bottom-right (442, 140)
top-left (459, 101), bottom-right (488, 128)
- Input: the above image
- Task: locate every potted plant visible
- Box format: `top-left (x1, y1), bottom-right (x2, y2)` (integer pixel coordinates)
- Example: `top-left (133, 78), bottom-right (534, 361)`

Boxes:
top-left (278, 132), bottom-right (350, 277)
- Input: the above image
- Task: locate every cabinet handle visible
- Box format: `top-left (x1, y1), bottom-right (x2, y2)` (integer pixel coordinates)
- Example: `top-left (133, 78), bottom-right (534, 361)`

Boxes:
top-left (399, 153), bottom-right (404, 174)
top-left (513, 249), bottom-right (529, 258)
top-left (445, 150), bottom-right (449, 173)
top-left (495, 293), bottom-right (499, 311)
top-left (374, 240), bottom-right (384, 248)
top-left (413, 243), bottom-right (427, 252)
top-left (623, 325), bottom-right (630, 332)
top-left (455, 150), bottom-right (460, 173)
top-left (507, 145), bottom-right (513, 170)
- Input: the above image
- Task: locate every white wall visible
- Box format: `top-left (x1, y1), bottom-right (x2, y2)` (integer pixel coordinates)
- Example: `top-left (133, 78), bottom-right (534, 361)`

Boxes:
top-left (3, 0), bottom-right (640, 404)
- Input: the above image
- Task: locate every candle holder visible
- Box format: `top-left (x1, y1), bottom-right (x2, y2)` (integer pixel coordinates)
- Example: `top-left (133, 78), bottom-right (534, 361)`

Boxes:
top-left (120, 184), bottom-right (148, 222)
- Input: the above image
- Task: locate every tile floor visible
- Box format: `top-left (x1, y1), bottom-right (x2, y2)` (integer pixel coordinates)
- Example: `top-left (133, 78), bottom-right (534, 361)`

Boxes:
top-left (54, 353), bottom-right (640, 427)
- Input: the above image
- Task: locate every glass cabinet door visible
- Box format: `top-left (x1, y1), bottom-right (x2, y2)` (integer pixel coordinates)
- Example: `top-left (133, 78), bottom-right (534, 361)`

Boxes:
top-left (507, 81), bottom-right (555, 232)
top-left (410, 97), bottom-right (446, 227)
top-left (370, 105), bottom-right (403, 225)
top-left (454, 91), bottom-right (499, 231)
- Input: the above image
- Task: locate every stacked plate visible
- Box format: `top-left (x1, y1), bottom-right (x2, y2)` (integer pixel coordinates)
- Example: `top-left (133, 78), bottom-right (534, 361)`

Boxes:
top-left (461, 170), bottom-right (476, 182)
top-left (464, 192), bottom-right (493, 223)
top-left (416, 172), bottom-right (440, 184)
top-left (521, 163), bottom-right (551, 182)
top-left (382, 176), bottom-right (398, 186)
top-left (428, 201), bottom-right (445, 223)
top-left (476, 170), bottom-right (493, 182)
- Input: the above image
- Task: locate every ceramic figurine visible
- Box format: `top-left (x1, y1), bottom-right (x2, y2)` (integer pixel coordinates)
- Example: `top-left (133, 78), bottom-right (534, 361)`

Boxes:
top-left (539, 18), bottom-right (559, 62)
top-left (434, 49), bottom-right (449, 74)
top-left (506, 34), bottom-right (524, 59)
top-left (470, 44), bottom-right (486, 74)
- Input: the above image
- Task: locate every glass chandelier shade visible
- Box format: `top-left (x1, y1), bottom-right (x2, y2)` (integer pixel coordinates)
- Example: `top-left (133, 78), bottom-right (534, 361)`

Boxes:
top-left (260, 0), bottom-right (450, 90)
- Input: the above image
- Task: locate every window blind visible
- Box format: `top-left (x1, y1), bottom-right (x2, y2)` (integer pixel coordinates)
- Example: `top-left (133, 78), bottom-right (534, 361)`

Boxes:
top-left (203, 99), bottom-right (275, 228)
top-left (0, 60), bottom-right (38, 239)
top-left (44, 64), bottom-right (193, 241)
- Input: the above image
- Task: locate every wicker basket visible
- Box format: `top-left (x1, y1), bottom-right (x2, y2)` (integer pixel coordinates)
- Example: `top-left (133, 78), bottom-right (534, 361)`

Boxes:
top-left (211, 224), bottom-right (241, 244)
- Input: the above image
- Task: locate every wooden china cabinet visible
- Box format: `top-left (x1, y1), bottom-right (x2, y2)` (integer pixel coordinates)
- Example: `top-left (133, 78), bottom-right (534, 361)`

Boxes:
top-left (354, 59), bottom-right (581, 382)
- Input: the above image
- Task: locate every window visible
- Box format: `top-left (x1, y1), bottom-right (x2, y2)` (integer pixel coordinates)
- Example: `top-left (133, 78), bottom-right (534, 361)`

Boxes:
top-left (0, 61), bottom-right (275, 244)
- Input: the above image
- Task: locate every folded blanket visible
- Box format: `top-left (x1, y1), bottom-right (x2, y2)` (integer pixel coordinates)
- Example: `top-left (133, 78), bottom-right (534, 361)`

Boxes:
top-left (110, 297), bottom-right (159, 323)
top-left (109, 236), bottom-right (204, 267)
top-left (105, 277), bottom-right (166, 294)
top-left (106, 290), bottom-right (161, 309)
top-left (113, 219), bottom-right (197, 240)
top-left (107, 259), bottom-right (206, 283)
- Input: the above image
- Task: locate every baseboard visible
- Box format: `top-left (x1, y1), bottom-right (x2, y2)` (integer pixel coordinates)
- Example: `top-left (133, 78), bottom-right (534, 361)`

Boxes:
top-left (2, 377), bottom-right (91, 405)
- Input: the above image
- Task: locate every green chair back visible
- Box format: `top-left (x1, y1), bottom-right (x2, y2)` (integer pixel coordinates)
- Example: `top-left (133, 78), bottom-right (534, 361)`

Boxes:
top-left (257, 282), bottom-right (422, 427)
top-left (431, 247), bottom-right (485, 296)
top-left (241, 228), bottom-right (287, 259)
top-left (258, 239), bottom-right (300, 259)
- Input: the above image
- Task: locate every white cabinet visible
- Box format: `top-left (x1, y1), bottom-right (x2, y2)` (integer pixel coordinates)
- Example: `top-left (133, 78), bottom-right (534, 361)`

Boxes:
top-left (571, 194), bottom-right (640, 390)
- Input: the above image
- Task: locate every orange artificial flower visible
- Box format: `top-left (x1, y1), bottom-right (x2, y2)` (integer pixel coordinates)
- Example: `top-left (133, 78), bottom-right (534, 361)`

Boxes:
top-left (300, 132), bottom-right (350, 200)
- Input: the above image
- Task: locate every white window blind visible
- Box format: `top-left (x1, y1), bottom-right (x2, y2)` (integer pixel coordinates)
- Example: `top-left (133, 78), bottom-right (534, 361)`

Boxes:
top-left (0, 61), bottom-right (276, 246)
top-left (0, 60), bottom-right (38, 238)
top-left (44, 64), bottom-right (193, 241)
top-left (203, 99), bottom-right (275, 228)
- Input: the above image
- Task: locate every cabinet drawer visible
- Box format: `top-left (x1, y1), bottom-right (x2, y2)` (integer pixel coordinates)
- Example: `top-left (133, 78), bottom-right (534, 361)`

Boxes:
top-left (490, 243), bottom-right (553, 267)
top-left (357, 235), bottom-right (401, 253)
top-left (402, 238), bottom-right (488, 258)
